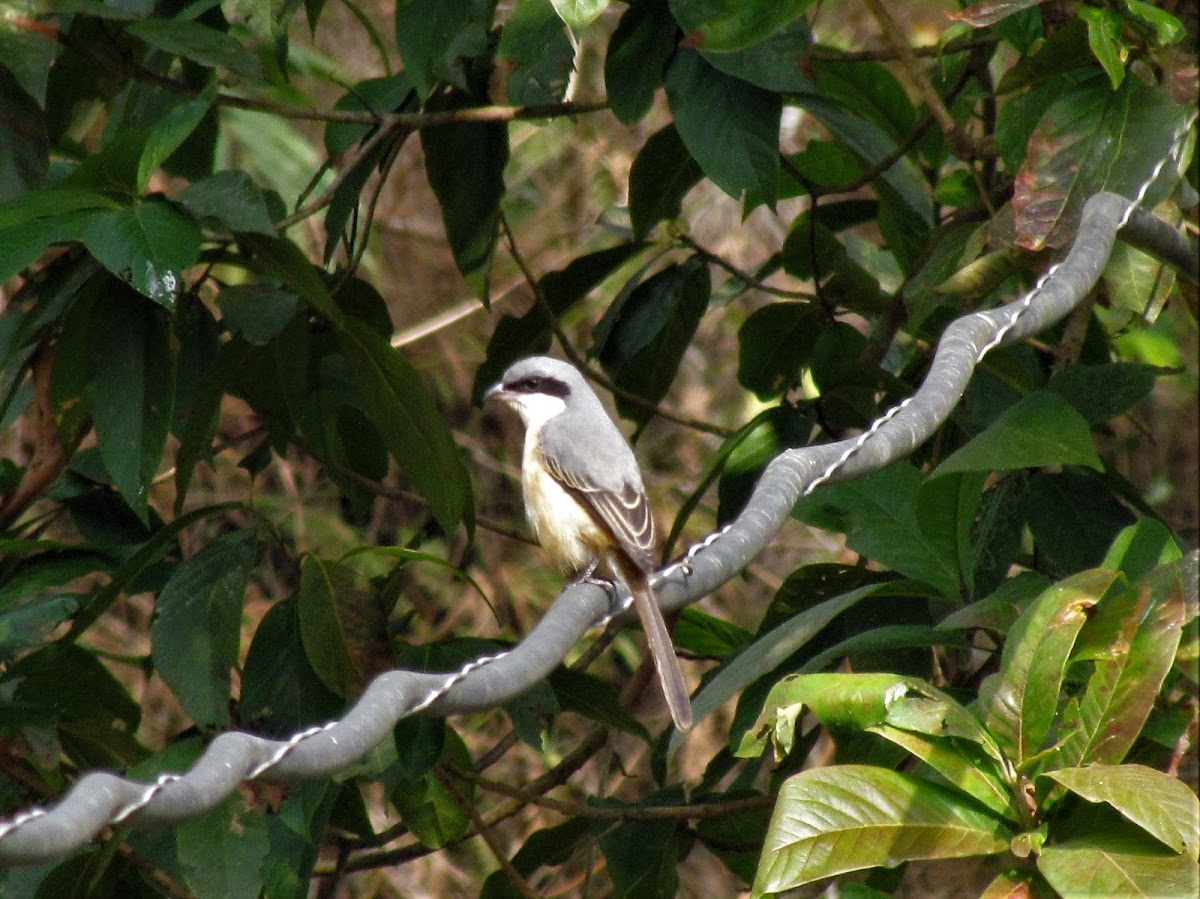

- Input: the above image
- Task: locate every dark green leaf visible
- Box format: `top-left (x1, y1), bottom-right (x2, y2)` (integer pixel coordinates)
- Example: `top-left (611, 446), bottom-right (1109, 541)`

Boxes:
top-left (497, 0), bottom-right (574, 105)
top-left (297, 556), bottom-right (388, 698)
top-left (1020, 471), bottom-right (1136, 577)
top-left (420, 98), bottom-right (508, 299)
top-left (549, 668), bottom-right (651, 741)
top-left (795, 463), bottom-right (962, 597)
top-left (780, 213), bottom-right (889, 315)
top-left (736, 303), bottom-right (821, 399)
top-left (137, 81), bottom-right (216, 192)
top-left (217, 284), bottom-right (300, 345)
top-left (325, 73), bottom-right (417, 156)
top-left (82, 199), bottom-right (200, 308)
top-left (85, 286), bottom-right (175, 522)
top-left (594, 256), bottom-right (710, 426)
top-left (807, 57), bottom-right (916, 143)
top-left (260, 781), bottom-right (340, 899)
top-left (177, 794), bottom-right (270, 899)
top-left (0, 10), bottom-right (55, 106)
top-left (0, 66), bottom-right (48, 203)
top-left (673, 607), bottom-right (752, 658)
top-left (628, 124), bottom-right (703, 240)
top-left (125, 18), bottom-right (263, 81)
top-left (241, 596), bottom-right (344, 737)
top-left (701, 14), bottom-right (813, 93)
top-left (175, 171), bottom-right (277, 235)
top-left (663, 48), bottom-right (780, 202)
top-left (596, 789), bottom-right (683, 898)
top-left (151, 532), bottom-right (257, 730)
top-left (473, 242), bottom-right (644, 402)
top-left (605, 0), bottom-right (677, 124)
top-left (339, 319), bottom-right (473, 536)
top-left (754, 766), bottom-right (1010, 894)
top-left (934, 391), bottom-right (1102, 476)
top-left (669, 0), bottom-right (812, 52)
top-left (393, 0), bottom-right (494, 98)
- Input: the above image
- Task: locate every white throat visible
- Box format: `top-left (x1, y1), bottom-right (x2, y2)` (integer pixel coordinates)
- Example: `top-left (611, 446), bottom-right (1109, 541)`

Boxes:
top-left (508, 393), bottom-right (568, 432)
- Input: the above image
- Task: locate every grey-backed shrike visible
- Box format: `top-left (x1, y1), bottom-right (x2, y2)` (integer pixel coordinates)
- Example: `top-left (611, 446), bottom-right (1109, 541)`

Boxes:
top-left (485, 356), bottom-right (692, 731)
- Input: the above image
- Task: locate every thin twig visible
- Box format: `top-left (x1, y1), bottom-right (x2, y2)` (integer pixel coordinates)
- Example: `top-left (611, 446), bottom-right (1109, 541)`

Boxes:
top-left (676, 234), bottom-right (812, 300)
top-left (860, 0), bottom-right (987, 161)
top-left (805, 35), bottom-right (999, 63)
top-left (500, 217), bottom-right (733, 438)
top-left (435, 768), bottom-right (540, 899)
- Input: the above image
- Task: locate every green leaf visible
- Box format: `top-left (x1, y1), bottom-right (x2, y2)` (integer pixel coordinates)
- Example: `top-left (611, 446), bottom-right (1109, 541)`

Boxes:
top-left (1054, 560), bottom-right (1187, 768)
top-left (870, 725), bottom-right (1017, 821)
top-left (175, 171), bottom-right (277, 235)
top-left (137, 81), bottom-right (216, 192)
top-left (1020, 471), bottom-right (1136, 578)
top-left (297, 556), bottom-right (388, 699)
top-left (241, 596), bottom-right (344, 737)
top-left (420, 100), bottom-right (508, 299)
top-left (497, 0), bottom-right (574, 105)
top-left (177, 794), bottom-right (270, 899)
top-left (594, 256), bottom-right (711, 427)
top-left (1101, 519), bottom-right (1185, 585)
top-left (85, 286), bottom-right (176, 522)
top-left (736, 302), bottom-right (821, 399)
top-left (1013, 75), bottom-right (1193, 251)
top-left (393, 0), bottom-right (494, 98)
top-left (339, 319), bottom-right (473, 536)
top-left (753, 766), bottom-right (1011, 894)
top-left (1047, 362), bottom-right (1161, 425)
top-left (683, 580), bottom-right (910, 757)
top-left (549, 0), bottom-right (608, 30)
top-left (596, 789), bottom-right (684, 897)
top-left (605, 0), bottom-right (677, 124)
top-left (794, 463), bottom-right (962, 597)
top-left (390, 730), bottom-right (474, 848)
top-left (150, 532), bottom-right (256, 730)
top-left (549, 668), bottom-right (651, 741)
top-left (1125, 0), bottom-right (1185, 45)
top-left (780, 213), bottom-right (889, 315)
top-left (1078, 6), bottom-right (1126, 89)
top-left (663, 48), bottom-right (780, 202)
top-left (325, 73), bottom-right (417, 156)
top-left (935, 391), bottom-right (1102, 476)
top-left (125, 18), bottom-right (263, 81)
top-left (669, 0), bottom-right (813, 52)
top-left (975, 569), bottom-right (1115, 768)
top-left (82, 199), bottom-right (201, 308)
top-left (216, 284), bottom-right (300, 345)
top-left (701, 14), bottom-right (813, 93)
top-left (1038, 830), bottom-right (1199, 898)
top-left (473, 242), bottom-right (644, 402)
top-left (0, 66), bottom-right (47, 203)
top-left (628, 124), bottom-right (703, 240)
top-left (1045, 765), bottom-right (1199, 857)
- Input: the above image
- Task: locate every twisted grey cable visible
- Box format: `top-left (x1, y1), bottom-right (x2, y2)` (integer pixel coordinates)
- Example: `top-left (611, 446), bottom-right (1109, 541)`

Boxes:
top-left (0, 191), bottom-right (1195, 866)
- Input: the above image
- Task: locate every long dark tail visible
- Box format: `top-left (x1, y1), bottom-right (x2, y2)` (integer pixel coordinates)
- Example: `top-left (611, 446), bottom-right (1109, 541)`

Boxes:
top-left (628, 574), bottom-right (693, 731)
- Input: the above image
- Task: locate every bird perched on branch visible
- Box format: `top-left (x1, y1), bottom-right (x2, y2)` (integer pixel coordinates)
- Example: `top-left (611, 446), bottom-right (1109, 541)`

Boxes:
top-left (485, 356), bottom-right (693, 731)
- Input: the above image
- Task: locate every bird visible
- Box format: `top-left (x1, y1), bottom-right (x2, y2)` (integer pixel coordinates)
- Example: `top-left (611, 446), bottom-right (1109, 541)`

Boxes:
top-left (485, 356), bottom-right (693, 731)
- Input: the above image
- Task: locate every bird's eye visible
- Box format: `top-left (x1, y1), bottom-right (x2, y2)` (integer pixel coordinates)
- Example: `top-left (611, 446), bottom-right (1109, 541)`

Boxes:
top-left (516, 376), bottom-right (542, 392)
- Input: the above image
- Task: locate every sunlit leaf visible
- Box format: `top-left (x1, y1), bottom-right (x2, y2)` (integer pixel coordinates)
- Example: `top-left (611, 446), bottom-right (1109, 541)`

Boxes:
top-left (754, 766), bottom-right (1010, 894)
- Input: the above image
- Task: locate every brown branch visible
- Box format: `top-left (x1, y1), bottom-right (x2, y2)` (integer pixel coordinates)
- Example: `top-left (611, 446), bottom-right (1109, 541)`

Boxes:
top-left (805, 35), bottom-right (1000, 63)
top-left (676, 234), bottom-right (813, 300)
top-left (859, 0), bottom-right (991, 161)
top-left (435, 767), bottom-right (540, 899)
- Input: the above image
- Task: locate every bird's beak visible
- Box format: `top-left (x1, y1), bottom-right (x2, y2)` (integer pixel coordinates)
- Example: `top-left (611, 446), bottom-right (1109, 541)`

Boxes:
top-left (483, 382), bottom-right (505, 405)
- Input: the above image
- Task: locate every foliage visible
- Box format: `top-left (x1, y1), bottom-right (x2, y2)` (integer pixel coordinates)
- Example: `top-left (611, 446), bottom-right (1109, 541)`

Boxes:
top-left (0, 0), bottom-right (1196, 896)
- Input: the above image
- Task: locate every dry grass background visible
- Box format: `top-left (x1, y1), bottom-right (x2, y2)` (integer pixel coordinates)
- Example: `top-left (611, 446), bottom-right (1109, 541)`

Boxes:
top-left (1, 1), bottom-right (1197, 896)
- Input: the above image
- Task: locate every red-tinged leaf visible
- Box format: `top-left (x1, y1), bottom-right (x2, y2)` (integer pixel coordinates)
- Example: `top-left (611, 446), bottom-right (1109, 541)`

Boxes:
top-left (952, 1), bottom-right (1048, 29)
top-left (1013, 75), bottom-right (1193, 250)
top-left (1053, 561), bottom-right (1187, 769)
top-left (976, 569), bottom-right (1114, 768)
top-left (980, 869), bottom-right (1039, 899)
